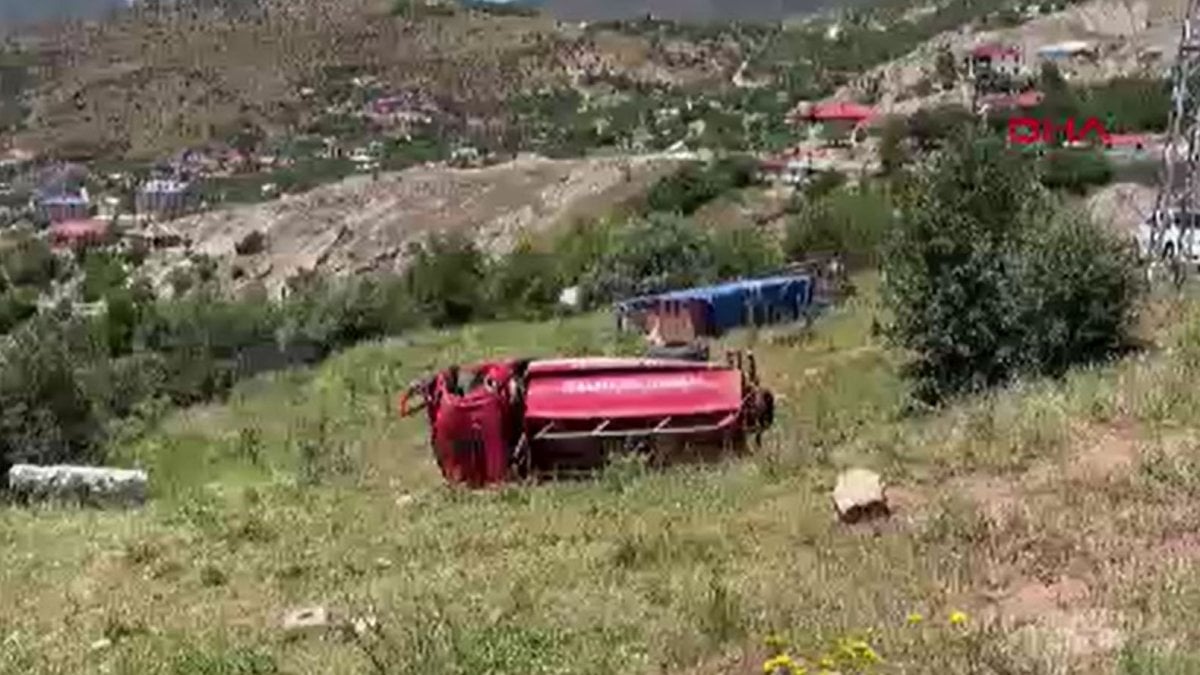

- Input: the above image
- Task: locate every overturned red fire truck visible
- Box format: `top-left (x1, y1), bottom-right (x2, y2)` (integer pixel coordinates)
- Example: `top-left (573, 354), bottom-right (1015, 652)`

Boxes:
top-left (398, 354), bottom-right (774, 486)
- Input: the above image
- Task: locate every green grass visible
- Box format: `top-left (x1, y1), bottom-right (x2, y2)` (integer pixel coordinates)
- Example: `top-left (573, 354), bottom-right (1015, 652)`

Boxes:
top-left (10, 276), bottom-right (1200, 673)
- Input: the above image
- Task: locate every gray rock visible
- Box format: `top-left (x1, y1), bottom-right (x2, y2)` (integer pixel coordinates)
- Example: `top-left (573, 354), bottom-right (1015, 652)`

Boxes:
top-left (833, 468), bottom-right (889, 523)
top-left (7, 464), bottom-right (148, 507)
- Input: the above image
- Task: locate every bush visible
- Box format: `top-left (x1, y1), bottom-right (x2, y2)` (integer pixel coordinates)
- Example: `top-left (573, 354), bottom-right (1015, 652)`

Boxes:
top-left (234, 231), bottom-right (267, 256)
top-left (710, 225), bottom-right (784, 280)
top-left (907, 104), bottom-right (976, 151)
top-left (1039, 148), bottom-right (1113, 194)
top-left (644, 156), bottom-right (756, 215)
top-left (81, 251), bottom-right (128, 303)
top-left (1, 234), bottom-right (58, 289)
top-left (578, 213), bottom-right (717, 304)
top-left (489, 240), bottom-right (564, 320)
top-left (882, 131), bottom-right (1140, 403)
top-left (403, 231), bottom-right (488, 326)
top-left (785, 184), bottom-right (896, 268)
top-left (0, 319), bottom-right (105, 474)
top-left (0, 287), bottom-right (38, 334)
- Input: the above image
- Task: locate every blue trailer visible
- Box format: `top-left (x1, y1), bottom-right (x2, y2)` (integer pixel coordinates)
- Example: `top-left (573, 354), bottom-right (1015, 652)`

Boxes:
top-left (615, 275), bottom-right (817, 338)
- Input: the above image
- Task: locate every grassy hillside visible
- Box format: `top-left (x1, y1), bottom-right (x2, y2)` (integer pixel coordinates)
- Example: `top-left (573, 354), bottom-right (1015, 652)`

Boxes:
top-left (6, 275), bottom-right (1200, 673)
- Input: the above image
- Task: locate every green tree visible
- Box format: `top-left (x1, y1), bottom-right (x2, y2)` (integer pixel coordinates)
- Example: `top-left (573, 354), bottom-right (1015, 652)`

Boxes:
top-left (934, 47), bottom-right (958, 89)
top-left (882, 131), bottom-right (1140, 403)
top-left (0, 319), bottom-right (104, 474)
top-left (710, 225), bottom-right (783, 280)
top-left (489, 240), bottom-right (564, 320)
top-left (403, 231), bottom-right (488, 326)
top-left (579, 213), bottom-right (717, 304)
top-left (81, 251), bottom-right (128, 303)
top-left (786, 184), bottom-right (895, 268)
top-left (907, 104), bottom-right (975, 151)
top-left (878, 115), bottom-right (910, 175)
top-left (1, 234), bottom-right (58, 289)
top-left (1035, 62), bottom-right (1082, 145)
top-left (1039, 148), bottom-right (1113, 194)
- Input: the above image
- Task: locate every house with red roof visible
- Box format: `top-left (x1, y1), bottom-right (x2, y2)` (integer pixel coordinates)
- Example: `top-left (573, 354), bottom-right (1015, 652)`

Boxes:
top-left (968, 43), bottom-right (1024, 79)
top-left (787, 100), bottom-right (877, 148)
top-left (49, 219), bottom-right (111, 250)
top-left (789, 100), bottom-right (876, 125)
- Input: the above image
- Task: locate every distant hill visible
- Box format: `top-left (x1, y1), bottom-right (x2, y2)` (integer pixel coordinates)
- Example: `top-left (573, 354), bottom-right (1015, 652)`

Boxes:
top-left (545, 0), bottom-right (874, 21)
top-left (0, 0), bottom-right (124, 26)
top-left (0, 0), bottom-right (882, 26)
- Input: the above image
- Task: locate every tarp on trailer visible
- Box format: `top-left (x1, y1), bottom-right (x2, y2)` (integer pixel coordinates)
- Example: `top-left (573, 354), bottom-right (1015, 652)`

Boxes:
top-left (524, 360), bottom-right (743, 420)
top-left (615, 275), bottom-right (814, 335)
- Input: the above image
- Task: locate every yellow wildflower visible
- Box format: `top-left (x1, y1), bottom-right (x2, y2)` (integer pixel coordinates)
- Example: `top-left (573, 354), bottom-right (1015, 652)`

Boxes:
top-left (949, 610), bottom-right (968, 627)
top-left (764, 633), bottom-right (787, 655)
top-left (818, 656), bottom-right (835, 669)
top-left (906, 611), bottom-right (924, 625)
top-left (763, 653), bottom-right (803, 675)
top-left (852, 640), bottom-right (881, 664)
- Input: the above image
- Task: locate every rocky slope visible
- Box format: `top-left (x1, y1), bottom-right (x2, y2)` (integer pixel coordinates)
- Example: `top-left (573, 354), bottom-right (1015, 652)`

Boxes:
top-left (142, 153), bottom-right (688, 296)
top-left (840, 0), bottom-right (1189, 114)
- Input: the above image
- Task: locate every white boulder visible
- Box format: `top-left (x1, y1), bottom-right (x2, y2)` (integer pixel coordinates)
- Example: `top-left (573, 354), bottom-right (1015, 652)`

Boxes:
top-left (7, 464), bottom-right (148, 507)
top-left (832, 468), bottom-right (889, 523)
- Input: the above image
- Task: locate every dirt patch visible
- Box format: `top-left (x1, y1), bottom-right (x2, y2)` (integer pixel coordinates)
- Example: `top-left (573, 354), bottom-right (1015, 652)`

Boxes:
top-left (1087, 183), bottom-right (1156, 237)
top-left (988, 576), bottom-right (1123, 660)
top-left (1066, 420), bottom-right (1142, 484)
top-left (1151, 532), bottom-right (1200, 562)
top-left (958, 475), bottom-right (1025, 525)
top-left (999, 576), bottom-right (1092, 618)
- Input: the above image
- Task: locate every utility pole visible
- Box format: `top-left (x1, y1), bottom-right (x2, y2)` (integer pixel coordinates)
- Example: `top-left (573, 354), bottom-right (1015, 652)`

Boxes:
top-left (1152, 0), bottom-right (1200, 287)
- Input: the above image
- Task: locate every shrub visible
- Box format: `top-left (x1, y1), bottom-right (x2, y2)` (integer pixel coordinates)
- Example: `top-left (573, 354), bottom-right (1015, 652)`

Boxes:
top-left (0, 234), bottom-right (58, 289)
top-left (403, 231), bottom-right (488, 326)
top-left (644, 156), bottom-right (756, 215)
top-left (1018, 210), bottom-right (1142, 377)
top-left (907, 104), bottom-right (976, 151)
top-left (785, 184), bottom-right (895, 268)
top-left (0, 287), bottom-right (37, 335)
top-left (878, 115), bottom-right (910, 175)
top-left (489, 240), bottom-right (564, 320)
top-left (1039, 148), bottom-right (1113, 194)
top-left (0, 319), bottom-right (104, 474)
top-left (234, 231), bottom-right (267, 256)
top-left (710, 225), bottom-right (783, 280)
top-left (882, 131), bottom-right (1140, 403)
top-left (81, 251), bottom-right (128, 303)
top-left (578, 213), bottom-right (717, 304)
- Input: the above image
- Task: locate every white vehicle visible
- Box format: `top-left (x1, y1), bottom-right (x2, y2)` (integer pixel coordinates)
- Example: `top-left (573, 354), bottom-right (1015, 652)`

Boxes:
top-left (1136, 209), bottom-right (1200, 261)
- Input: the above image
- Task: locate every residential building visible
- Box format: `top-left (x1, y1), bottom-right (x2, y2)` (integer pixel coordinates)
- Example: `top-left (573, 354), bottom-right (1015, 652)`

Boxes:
top-left (967, 43), bottom-right (1024, 79)
top-left (49, 218), bottom-right (110, 250)
top-left (136, 178), bottom-right (198, 221)
top-left (35, 189), bottom-right (90, 224)
top-left (1036, 41), bottom-right (1096, 62)
top-left (365, 91), bottom-right (440, 135)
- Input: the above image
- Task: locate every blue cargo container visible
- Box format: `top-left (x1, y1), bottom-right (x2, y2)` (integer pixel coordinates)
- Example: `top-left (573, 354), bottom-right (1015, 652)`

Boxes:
top-left (615, 275), bottom-right (816, 336)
